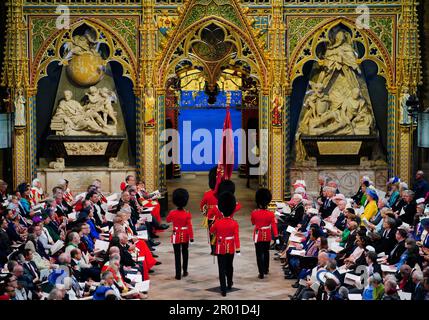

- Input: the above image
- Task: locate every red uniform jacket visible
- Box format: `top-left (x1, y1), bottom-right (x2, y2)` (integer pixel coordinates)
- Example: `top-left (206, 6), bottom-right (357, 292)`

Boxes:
top-left (166, 209), bottom-right (194, 244)
top-left (250, 209), bottom-right (278, 243)
top-left (207, 202), bottom-right (241, 222)
top-left (200, 189), bottom-right (217, 214)
top-left (209, 217), bottom-right (240, 255)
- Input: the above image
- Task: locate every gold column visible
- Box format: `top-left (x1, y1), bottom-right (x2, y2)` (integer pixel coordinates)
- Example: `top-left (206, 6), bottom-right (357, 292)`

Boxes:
top-left (268, 0), bottom-right (285, 201)
top-left (1, 0), bottom-right (30, 187)
top-left (396, 0), bottom-right (421, 185)
top-left (140, 0), bottom-right (158, 191)
top-left (398, 125), bottom-right (414, 184)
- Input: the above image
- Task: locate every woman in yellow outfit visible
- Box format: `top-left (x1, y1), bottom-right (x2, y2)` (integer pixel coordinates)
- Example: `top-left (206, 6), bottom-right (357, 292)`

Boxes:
top-left (360, 187), bottom-right (379, 226)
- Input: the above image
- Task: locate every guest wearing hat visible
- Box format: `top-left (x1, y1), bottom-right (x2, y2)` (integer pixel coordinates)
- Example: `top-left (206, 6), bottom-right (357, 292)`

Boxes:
top-left (360, 187), bottom-right (378, 226)
top-left (387, 177), bottom-right (401, 208)
top-left (210, 192), bottom-right (240, 297)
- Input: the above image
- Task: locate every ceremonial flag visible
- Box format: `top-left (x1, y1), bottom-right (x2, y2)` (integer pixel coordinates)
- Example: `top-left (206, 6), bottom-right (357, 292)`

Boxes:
top-left (214, 94), bottom-right (234, 194)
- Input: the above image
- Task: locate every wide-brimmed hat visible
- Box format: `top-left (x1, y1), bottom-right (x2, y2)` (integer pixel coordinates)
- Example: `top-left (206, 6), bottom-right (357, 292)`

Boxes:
top-left (366, 187), bottom-right (379, 201)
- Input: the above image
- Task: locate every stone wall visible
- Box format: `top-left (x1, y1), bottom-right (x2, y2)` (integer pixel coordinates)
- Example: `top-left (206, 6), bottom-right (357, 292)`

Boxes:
top-left (290, 159), bottom-right (388, 198)
top-left (37, 167), bottom-right (136, 196)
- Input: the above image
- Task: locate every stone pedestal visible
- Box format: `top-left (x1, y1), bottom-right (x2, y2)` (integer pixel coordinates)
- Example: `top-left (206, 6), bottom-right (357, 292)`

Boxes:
top-left (37, 167), bottom-right (136, 195)
top-left (290, 158), bottom-right (388, 198)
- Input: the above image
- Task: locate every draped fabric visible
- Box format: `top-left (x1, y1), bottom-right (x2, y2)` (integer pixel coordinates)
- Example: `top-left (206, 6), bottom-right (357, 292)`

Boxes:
top-left (214, 107), bottom-right (234, 194)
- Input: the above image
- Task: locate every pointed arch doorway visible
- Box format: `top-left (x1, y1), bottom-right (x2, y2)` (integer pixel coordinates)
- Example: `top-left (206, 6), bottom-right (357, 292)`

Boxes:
top-left (142, 1), bottom-right (271, 202)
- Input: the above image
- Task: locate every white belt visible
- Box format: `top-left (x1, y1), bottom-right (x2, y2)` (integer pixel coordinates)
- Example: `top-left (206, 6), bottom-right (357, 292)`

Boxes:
top-left (174, 227), bottom-right (188, 230)
top-left (223, 236), bottom-right (234, 240)
top-left (255, 226), bottom-right (270, 243)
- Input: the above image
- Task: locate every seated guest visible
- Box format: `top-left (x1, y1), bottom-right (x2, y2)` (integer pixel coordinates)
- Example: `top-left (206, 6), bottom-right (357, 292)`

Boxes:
top-left (290, 252), bottom-right (329, 300)
top-left (396, 238), bottom-right (421, 269)
top-left (40, 210), bottom-right (62, 244)
top-left (392, 182), bottom-right (408, 214)
top-left (320, 187), bottom-right (337, 219)
top-left (76, 204), bottom-right (103, 240)
top-left (70, 248), bottom-right (100, 282)
top-left (22, 249), bottom-right (41, 283)
top-left (285, 193), bottom-right (305, 227)
top-left (382, 277), bottom-right (400, 300)
top-left (0, 217), bottom-right (12, 266)
top-left (5, 209), bottom-right (27, 243)
top-left (365, 251), bottom-right (382, 276)
top-left (0, 180), bottom-right (8, 205)
top-left (52, 186), bottom-right (73, 217)
top-left (411, 270), bottom-right (425, 300)
top-left (362, 273), bottom-right (384, 300)
top-left (360, 187), bottom-right (378, 226)
top-left (101, 253), bottom-right (129, 293)
top-left (94, 271), bottom-right (122, 300)
top-left (24, 235), bottom-right (51, 271)
top-left (377, 216), bottom-right (398, 254)
top-left (17, 183), bottom-right (33, 218)
top-left (398, 190), bottom-right (417, 225)
top-left (341, 233), bottom-right (369, 268)
top-left (30, 179), bottom-right (44, 206)
top-left (57, 179), bottom-right (75, 208)
top-left (78, 223), bottom-right (95, 254)
top-left (385, 229), bottom-right (407, 265)
top-left (355, 179), bottom-right (370, 207)
top-left (419, 218), bottom-right (429, 250)
top-left (44, 208), bottom-right (64, 242)
top-left (325, 194), bottom-right (346, 224)
top-left (320, 278), bottom-right (343, 300)
top-left (32, 224), bottom-right (51, 259)
top-left (398, 264), bottom-right (415, 293)
top-left (337, 220), bottom-right (358, 256)
top-left (86, 190), bottom-right (107, 227)
top-left (387, 177), bottom-right (401, 208)
top-left (65, 232), bottom-right (81, 254)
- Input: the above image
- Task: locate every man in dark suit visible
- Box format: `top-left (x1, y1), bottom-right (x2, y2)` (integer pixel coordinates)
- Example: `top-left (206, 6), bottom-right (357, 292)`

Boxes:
top-left (398, 190), bottom-right (417, 225)
top-left (116, 232), bottom-right (147, 273)
top-left (365, 251), bottom-right (382, 276)
top-left (320, 187), bottom-right (337, 219)
top-left (53, 186), bottom-right (73, 217)
top-left (87, 190), bottom-right (106, 227)
top-left (338, 221), bottom-right (359, 259)
top-left (22, 249), bottom-right (40, 282)
top-left (411, 270), bottom-right (426, 300)
top-left (378, 217), bottom-right (397, 254)
top-left (0, 217), bottom-right (12, 266)
top-left (387, 229), bottom-right (407, 265)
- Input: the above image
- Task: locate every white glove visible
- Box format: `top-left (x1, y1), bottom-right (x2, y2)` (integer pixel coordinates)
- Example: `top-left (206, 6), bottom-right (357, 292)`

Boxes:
top-left (189, 240), bottom-right (194, 246)
top-left (275, 239), bottom-right (280, 245)
top-left (236, 252), bottom-right (241, 257)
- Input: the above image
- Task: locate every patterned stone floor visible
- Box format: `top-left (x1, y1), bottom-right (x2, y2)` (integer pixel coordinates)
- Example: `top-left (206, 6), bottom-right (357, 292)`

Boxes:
top-left (147, 173), bottom-right (295, 300)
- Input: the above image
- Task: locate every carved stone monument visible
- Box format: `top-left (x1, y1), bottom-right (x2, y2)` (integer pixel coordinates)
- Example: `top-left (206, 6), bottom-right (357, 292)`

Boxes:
top-left (296, 28), bottom-right (378, 164)
top-left (47, 26), bottom-right (125, 166)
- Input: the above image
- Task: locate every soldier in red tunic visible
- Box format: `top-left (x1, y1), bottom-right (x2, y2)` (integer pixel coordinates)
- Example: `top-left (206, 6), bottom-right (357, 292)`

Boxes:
top-left (166, 188), bottom-right (194, 280)
top-left (251, 188), bottom-right (279, 279)
top-left (207, 180), bottom-right (241, 255)
top-left (200, 167), bottom-right (218, 215)
top-left (209, 192), bottom-right (240, 297)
